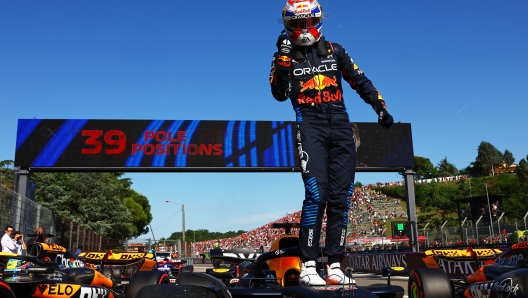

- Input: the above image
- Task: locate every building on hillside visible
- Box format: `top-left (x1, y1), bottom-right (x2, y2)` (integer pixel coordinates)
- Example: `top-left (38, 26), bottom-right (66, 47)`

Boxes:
top-left (491, 162), bottom-right (517, 175)
top-left (127, 242), bottom-right (146, 252)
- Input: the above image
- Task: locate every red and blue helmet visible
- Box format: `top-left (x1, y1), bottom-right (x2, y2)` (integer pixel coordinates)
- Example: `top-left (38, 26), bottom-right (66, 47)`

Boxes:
top-left (282, 0), bottom-right (323, 46)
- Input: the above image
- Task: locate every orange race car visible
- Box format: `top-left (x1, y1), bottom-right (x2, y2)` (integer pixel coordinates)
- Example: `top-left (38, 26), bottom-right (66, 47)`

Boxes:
top-left (409, 242), bottom-right (528, 298)
top-left (0, 236), bottom-right (168, 298)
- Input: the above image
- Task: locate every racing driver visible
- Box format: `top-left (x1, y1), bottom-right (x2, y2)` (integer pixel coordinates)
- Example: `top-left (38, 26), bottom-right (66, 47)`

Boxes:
top-left (269, 0), bottom-right (394, 286)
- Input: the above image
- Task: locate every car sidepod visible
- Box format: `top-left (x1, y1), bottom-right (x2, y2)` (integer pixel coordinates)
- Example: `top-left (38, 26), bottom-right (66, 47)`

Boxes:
top-left (7, 282), bottom-right (114, 298)
top-left (465, 268), bottom-right (528, 298)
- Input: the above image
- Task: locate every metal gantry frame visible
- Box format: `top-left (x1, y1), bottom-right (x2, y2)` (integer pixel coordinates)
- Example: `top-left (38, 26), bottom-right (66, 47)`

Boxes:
top-left (16, 166), bottom-right (422, 252)
top-left (403, 169), bottom-right (419, 252)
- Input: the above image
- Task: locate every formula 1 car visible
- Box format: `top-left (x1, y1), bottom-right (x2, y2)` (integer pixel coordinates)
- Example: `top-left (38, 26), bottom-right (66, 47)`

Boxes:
top-left (172, 220), bottom-right (405, 298)
top-left (155, 257), bottom-right (189, 280)
top-left (132, 246), bottom-right (406, 298)
top-left (77, 248), bottom-right (179, 292)
top-left (408, 242), bottom-right (528, 298)
top-left (207, 248), bottom-right (259, 287)
top-left (267, 223), bottom-right (302, 286)
top-left (207, 222), bottom-right (301, 288)
top-left (206, 222), bottom-right (300, 288)
top-left (0, 238), bottom-right (168, 298)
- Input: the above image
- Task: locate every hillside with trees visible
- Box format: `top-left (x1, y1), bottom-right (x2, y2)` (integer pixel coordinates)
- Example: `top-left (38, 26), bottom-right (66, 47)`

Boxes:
top-left (380, 142), bottom-right (528, 231)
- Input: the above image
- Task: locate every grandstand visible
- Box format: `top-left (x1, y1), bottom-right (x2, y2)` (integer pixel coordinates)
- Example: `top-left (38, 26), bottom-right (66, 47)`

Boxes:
top-left (192, 186), bottom-right (408, 254)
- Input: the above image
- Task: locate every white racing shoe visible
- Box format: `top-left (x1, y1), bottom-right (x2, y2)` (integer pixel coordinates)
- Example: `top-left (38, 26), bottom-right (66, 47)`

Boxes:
top-left (299, 260), bottom-right (326, 286)
top-left (326, 262), bottom-right (355, 285)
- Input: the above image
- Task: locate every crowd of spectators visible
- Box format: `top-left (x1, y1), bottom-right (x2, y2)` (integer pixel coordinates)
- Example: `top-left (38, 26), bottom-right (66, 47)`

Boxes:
top-left (191, 178), bottom-right (515, 255)
top-left (192, 211), bottom-right (304, 254)
top-left (347, 187), bottom-right (405, 239)
top-left (192, 185), bottom-right (407, 255)
top-left (414, 175), bottom-right (469, 185)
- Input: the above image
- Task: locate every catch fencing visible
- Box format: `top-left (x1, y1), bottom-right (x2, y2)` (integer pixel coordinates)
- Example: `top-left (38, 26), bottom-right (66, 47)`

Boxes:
top-left (421, 218), bottom-right (526, 247)
top-left (0, 184), bottom-right (54, 237)
top-left (0, 184), bottom-right (102, 252)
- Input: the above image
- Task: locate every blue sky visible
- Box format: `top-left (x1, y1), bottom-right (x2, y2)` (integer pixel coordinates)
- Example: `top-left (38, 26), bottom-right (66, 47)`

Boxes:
top-left (1, 0), bottom-right (527, 239)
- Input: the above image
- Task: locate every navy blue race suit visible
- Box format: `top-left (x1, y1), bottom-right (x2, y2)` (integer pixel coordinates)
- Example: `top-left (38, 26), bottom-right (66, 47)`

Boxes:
top-left (269, 37), bottom-right (388, 264)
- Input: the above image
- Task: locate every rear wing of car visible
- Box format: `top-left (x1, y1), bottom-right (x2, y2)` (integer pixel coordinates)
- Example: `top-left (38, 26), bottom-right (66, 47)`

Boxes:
top-left (424, 248), bottom-right (503, 260)
top-left (209, 248), bottom-right (262, 264)
top-left (79, 251), bottom-right (153, 265)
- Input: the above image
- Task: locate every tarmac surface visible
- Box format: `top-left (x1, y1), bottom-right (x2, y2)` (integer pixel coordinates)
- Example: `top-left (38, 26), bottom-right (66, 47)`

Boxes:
top-left (193, 264), bottom-right (409, 298)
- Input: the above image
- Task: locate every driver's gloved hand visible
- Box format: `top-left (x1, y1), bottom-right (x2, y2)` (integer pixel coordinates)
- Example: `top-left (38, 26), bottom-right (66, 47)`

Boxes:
top-left (378, 109), bottom-right (394, 129)
top-left (275, 34), bottom-right (295, 70)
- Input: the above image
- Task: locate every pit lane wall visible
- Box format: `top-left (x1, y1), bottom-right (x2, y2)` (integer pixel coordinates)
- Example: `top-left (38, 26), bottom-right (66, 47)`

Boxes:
top-left (341, 247), bottom-right (506, 277)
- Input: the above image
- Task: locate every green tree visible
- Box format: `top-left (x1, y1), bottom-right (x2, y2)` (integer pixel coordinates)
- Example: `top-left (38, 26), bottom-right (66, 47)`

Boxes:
top-left (463, 161), bottom-right (484, 177)
top-left (414, 156), bottom-right (437, 179)
top-left (503, 149), bottom-right (515, 168)
top-left (32, 172), bottom-right (71, 212)
top-left (167, 229), bottom-right (246, 242)
top-left (476, 141), bottom-right (502, 175)
top-left (436, 157), bottom-right (456, 177)
top-left (124, 190), bottom-right (152, 237)
top-left (67, 173), bottom-right (132, 238)
top-left (31, 172), bottom-right (152, 240)
top-left (516, 156), bottom-right (528, 186)
top-left (0, 160), bottom-right (15, 188)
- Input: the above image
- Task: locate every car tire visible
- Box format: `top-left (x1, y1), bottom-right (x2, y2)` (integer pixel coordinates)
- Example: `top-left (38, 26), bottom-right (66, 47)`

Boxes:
top-left (100, 266), bottom-right (112, 279)
top-left (125, 264), bottom-right (139, 277)
top-left (0, 280), bottom-right (15, 298)
top-left (181, 265), bottom-right (194, 273)
top-left (177, 272), bottom-right (230, 298)
top-left (126, 270), bottom-right (169, 298)
top-left (112, 266), bottom-right (122, 281)
top-left (408, 268), bottom-right (453, 298)
top-left (135, 284), bottom-right (220, 298)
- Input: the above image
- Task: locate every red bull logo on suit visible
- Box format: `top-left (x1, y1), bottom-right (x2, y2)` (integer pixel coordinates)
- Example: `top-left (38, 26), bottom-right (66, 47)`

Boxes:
top-left (297, 74), bottom-right (342, 105)
top-left (300, 74), bottom-right (338, 92)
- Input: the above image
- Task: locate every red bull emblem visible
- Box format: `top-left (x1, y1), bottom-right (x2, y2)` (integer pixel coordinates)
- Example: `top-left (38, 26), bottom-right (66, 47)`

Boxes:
top-left (297, 90), bottom-right (342, 105)
top-left (300, 75), bottom-right (338, 92)
top-left (294, 1), bottom-right (311, 14)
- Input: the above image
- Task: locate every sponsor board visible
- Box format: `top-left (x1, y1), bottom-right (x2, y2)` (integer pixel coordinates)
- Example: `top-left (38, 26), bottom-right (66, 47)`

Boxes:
top-left (343, 250), bottom-right (503, 276)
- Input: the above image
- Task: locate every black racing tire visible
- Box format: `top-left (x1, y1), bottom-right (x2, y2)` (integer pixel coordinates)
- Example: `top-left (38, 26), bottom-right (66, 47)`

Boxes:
top-left (112, 266), bottom-right (122, 281)
top-left (181, 265), bottom-right (194, 273)
top-left (177, 272), bottom-right (230, 298)
top-left (126, 270), bottom-right (170, 298)
top-left (408, 268), bottom-right (453, 298)
top-left (0, 280), bottom-right (15, 298)
top-left (100, 266), bottom-right (112, 278)
top-left (135, 284), bottom-right (220, 298)
top-left (125, 264), bottom-right (139, 277)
